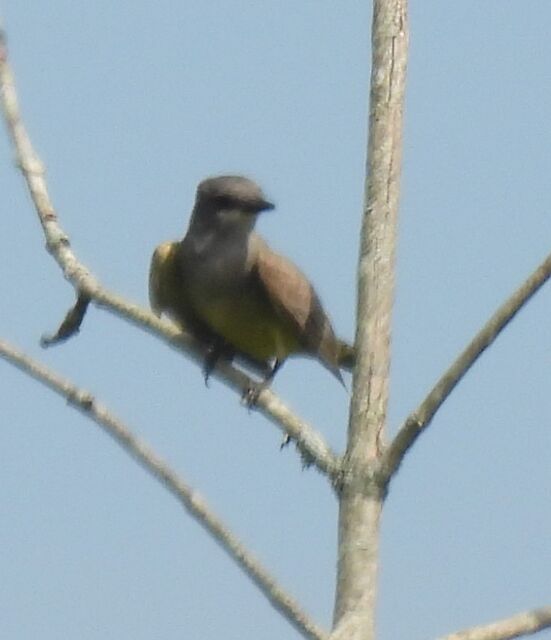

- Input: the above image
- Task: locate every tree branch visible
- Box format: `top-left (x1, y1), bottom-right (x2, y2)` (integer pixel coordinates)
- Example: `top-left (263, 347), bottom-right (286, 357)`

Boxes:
top-left (438, 605), bottom-right (551, 640)
top-left (332, 1), bottom-right (408, 638)
top-left (40, 292), bottom-right (91, 346)
top-left (0, 338), bottom-right (329, 640)
top-left (0, 26), bottom-right (340, 479)
top-left (383, 251), bottom-right (551, 480)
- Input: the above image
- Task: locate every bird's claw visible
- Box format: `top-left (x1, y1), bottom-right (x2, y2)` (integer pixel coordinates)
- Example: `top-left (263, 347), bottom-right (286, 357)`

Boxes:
top-left (241, 381), bottom-right (268, 407)
top-left (202, 344), bottom-right (223, 387)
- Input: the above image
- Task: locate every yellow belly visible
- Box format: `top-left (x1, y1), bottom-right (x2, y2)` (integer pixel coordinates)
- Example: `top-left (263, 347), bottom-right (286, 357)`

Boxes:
top-left (149, 241), bottom-right (300, 361)
top-left (196, 296), bottom-right (299, 361)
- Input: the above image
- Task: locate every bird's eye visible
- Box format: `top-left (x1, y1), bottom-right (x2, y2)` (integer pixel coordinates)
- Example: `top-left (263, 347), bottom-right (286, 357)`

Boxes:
top-left (214, 195), bottom-right (234, 209)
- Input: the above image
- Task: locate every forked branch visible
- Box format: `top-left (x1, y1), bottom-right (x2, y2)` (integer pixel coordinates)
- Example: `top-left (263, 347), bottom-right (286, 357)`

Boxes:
top-left (384, 251), bottom-right (551, 480)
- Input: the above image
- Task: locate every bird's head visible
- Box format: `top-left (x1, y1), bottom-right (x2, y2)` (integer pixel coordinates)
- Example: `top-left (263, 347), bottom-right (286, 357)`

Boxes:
top-left (192, 175), bottom-right (274, 232)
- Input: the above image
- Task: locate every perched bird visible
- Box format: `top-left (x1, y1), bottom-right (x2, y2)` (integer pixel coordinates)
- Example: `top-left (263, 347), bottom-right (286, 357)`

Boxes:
top-left (149, 175), bottom-right (354, 387)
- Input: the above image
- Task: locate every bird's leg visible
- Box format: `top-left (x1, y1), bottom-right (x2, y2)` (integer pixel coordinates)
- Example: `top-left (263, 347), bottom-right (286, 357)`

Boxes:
top-left (202, 347), bottom-right (218, 385)
top-left (203, 340), bottom-right (234, 386)
top-left (234, 353), bottom-right (273, 379)
top-left (266, 358), bottom-right (284, 381)
top-left (241, 358), bottom-right (284, 407)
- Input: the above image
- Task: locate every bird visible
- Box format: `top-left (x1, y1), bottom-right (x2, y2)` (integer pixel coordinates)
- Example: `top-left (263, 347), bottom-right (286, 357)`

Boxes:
top-left (149, 175), bottom-right (354, 389)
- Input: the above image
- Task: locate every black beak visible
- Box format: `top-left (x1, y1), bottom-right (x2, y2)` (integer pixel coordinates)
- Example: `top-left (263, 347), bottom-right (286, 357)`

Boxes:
top-left (258, 199), bottom-right (275, 212)
top-left (244, 198), bottom-right (275, 214)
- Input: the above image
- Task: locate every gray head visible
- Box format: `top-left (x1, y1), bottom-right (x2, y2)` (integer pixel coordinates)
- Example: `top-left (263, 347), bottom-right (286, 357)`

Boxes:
top-left (194, 175), bottom-right (274, 220)
top-left (189, 175), bottom-right (275, 234)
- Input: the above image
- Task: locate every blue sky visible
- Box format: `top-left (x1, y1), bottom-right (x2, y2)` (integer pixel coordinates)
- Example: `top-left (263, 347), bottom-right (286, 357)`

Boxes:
top-left (1, 3), bottom-right (551, 639)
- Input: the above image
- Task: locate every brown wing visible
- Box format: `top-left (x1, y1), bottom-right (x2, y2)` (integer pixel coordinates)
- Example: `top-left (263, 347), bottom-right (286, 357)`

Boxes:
top-left (254, 240), bottom-right (343, 382)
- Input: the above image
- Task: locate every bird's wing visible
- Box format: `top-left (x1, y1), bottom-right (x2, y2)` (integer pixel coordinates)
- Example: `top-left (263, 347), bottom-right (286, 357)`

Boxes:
top-left (253, 240), bottom-right (343, 380)
top-left (149, 242), bottom-right (174, 316)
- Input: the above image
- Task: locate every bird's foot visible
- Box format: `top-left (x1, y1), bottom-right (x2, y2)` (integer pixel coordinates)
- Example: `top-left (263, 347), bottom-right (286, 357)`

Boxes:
top-left (241, 380), bottom-right (270, 407)
top-left (202, 347), bottom-right (219, 386)
top-left (202, 342), bottom-right (235, 386)
top-left (240, 359), bottom-right (282, 407)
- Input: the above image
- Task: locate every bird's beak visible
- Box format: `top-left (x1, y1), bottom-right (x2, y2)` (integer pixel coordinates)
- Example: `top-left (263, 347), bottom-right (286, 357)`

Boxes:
top-left (258, 199), bottom-right (275, 212)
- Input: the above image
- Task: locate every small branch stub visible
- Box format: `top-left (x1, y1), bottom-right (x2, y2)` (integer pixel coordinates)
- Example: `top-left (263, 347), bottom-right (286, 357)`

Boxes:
top-left (41, 293), bottom-right (91, 347)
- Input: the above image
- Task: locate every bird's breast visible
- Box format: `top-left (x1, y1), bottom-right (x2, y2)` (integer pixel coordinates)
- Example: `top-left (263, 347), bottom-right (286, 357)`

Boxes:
top-left (179, 231), bottom-right (300, 361)
top-left (193, 293), bottom-right (299, 361)
top-left (183, 232), bottom-right (252, 295)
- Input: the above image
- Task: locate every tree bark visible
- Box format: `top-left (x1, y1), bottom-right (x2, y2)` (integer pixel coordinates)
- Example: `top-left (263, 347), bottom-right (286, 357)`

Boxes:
top-left (332, 2), bottom-right (408, 638)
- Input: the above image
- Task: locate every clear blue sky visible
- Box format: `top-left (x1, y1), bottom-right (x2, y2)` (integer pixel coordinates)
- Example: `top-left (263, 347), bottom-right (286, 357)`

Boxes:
top-left (1, 3), bottom-right (551, 639)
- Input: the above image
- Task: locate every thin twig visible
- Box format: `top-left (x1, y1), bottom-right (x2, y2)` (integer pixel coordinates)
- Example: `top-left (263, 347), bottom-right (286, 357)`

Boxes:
top-left (383, 251), bottom-right (551, 480)
top-left (438, 605), bottom-right (551, 640)
top-left (0, 338), bottom-right (329, 640)
top-left (41, 292), bottom-right (91, 346)
top-left (0, 26), bottom-right (340, 479)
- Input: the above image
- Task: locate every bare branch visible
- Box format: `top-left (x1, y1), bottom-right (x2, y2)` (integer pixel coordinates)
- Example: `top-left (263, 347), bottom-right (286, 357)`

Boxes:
top-left (0, 338), bottom-right (329, 640)
top-left (0, 27), bottom-right (340, 479)
top-left (438, 605), bottom-right (551, 640)
top-left (384, 251), bottom-right (551, 480)
top-left (333, 1), bottom-right (408, 638)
